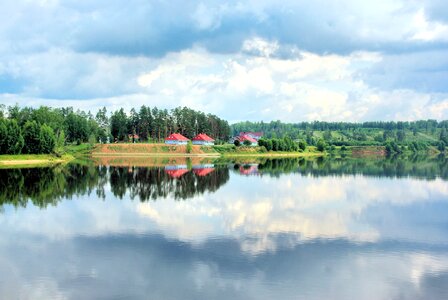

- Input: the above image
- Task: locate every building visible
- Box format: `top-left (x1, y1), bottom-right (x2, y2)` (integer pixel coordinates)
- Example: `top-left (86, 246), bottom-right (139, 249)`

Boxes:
top-left (165, 133), bottom-right (189, 145)
top-left (235, 134), bottom-right (258, 146)
top-left (128, 134), bottom-right (139, 143)
top-left (239, 132), bottom-right (263, 141)
top-left (192, 133), bottom-right (215, 146)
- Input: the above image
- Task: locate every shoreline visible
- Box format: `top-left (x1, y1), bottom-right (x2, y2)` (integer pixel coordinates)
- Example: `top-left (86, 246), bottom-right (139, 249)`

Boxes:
top-left (0, 154), bottom-right (74, 168)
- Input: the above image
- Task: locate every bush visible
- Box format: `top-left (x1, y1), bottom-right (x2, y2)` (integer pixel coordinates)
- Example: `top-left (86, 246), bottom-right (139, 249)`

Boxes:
top-left (186, 140), bottom-right (193, 153)
top-left (298, 140), bottom-right (307, 151)
top-left (316, 139), bottom-right (327, 152)
top-left (22, 121), bottom-right (41, 154)
top-left (39, 124), bottom-right (56, 154)
top-left (341, 145), bottom-right (347, 151)
top-left (0, 119), bottom-right (7, 153)
top-left (259, 146), bottom-right (267, 153)
top-left (88, 134), bottom-right (96, 147)
top-left (4, 119), bottom-right (24, 154)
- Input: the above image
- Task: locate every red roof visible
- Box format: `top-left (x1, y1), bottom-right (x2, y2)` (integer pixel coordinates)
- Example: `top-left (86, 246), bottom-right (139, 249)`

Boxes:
top-left (165, 133), bottom-right (189, 141)
top-left (237, 134), bottom-right (257, 143)
top-left (193, 168), bottom-right (215, 176)
top-left (240, 132), bottom-right (263, 138)
top-left (192, 133), bottom-right (215, 142)
top-left (165, 169), bottom-right (189, 178)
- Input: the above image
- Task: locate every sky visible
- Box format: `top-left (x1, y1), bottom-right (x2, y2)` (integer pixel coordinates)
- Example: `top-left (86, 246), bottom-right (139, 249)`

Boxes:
top-left (0, 0), bottom-right (448, 122)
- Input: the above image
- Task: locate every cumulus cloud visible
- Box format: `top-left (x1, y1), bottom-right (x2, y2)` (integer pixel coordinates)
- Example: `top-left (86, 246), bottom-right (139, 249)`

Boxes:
top-left (0, 0), bottom-right (447, 121)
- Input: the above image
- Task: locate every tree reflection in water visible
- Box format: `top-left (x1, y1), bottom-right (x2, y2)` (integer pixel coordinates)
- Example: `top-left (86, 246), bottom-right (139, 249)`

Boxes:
top-left (0, 164), bottom-right (230, 208)
top-left (0, 154), bottom-right (446, 209)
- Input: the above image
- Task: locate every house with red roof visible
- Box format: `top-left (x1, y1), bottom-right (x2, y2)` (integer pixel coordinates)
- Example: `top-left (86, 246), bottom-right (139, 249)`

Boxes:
top-left (192, 133), bottom-right (215, 146)
top-left (164, 133), bottom-right (190, 145)
top-left (239, 132), bottom-right (263, 141)
top-left (235, 134), bottom-right (258, 146)
top-left (128, 133), bottom-right (139, 143)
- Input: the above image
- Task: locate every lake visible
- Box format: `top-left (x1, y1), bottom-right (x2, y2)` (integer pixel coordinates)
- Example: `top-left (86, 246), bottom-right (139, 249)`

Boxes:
top-left (0, 156), bottom-right (447, 300)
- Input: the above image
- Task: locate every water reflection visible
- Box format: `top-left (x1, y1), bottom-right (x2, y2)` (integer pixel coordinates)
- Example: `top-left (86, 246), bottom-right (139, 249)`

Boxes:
top-left (0, 156), bottom-right (447, 299)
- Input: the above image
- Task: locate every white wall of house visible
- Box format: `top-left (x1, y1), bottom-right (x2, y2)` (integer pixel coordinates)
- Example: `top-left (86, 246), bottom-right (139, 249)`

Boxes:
top-left (192, 141), bottom-right (214, 145)
top-left (165, 140), bottom-right (188, 145)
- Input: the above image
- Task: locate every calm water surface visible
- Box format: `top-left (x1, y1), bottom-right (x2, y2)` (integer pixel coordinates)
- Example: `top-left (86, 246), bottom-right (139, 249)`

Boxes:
top-left (0, 156), bottom-right (447, 300)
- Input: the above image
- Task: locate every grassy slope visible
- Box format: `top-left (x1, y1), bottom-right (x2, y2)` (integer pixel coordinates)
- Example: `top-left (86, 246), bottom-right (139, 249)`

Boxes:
top-left (0, 154), bottom-right (74, 168)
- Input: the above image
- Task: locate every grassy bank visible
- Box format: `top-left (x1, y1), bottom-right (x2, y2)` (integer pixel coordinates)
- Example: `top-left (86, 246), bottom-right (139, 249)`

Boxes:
top-left (0, 143), bottom-right (93, 168)
top-left (212, 144), bottom-right (325, 157)
top-left (0, 154), bottom-right (74, 168)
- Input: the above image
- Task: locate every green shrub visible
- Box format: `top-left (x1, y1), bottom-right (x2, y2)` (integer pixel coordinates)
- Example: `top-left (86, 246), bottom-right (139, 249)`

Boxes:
top-left (186, 140), bottom-right (193, 153)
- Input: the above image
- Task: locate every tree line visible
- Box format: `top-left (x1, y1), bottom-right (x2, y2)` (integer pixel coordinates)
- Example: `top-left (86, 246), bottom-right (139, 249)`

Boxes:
top-left (110, 106), bottom-right (230, 142)
top-left (0, 104), bottom-right (231, 155)
top-left (232, 119), bottom-right (448, 153)
top-left (232, 120), bottom-right (448, 136)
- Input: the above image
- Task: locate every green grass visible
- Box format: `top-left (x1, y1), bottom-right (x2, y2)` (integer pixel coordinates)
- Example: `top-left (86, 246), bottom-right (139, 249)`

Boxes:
top-left (0, 154), bottom-right (57, 161)
top-left (64, 143), bottom-right (93, 156)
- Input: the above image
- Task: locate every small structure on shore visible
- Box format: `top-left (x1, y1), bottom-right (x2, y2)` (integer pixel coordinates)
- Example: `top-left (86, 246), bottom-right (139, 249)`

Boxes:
top-left (239, 132), bottom-right (263, 141)
top-left (128, 134), bottom-right (139, 143)
top-left (192, 133), bottom-right (215, 146)
top-left (165, 133), bottom-right (189, 145)
top-left (235, 134), bottom-right (258, 146)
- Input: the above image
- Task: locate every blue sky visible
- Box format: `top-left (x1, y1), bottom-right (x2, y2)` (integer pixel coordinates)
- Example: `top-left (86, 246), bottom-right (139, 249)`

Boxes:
top-left (0, 0), bottom-right (448, 122)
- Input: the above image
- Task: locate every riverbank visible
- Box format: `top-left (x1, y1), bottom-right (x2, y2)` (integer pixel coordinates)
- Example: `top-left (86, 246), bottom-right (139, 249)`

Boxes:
top-left (0, 154), bottom-right (75, 168)
top-left (91, 143), bottom-right (328, 158)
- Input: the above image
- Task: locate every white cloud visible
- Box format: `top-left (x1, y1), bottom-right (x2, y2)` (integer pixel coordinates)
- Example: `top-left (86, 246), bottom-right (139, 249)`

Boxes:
top-left (1, 36), bottom-right (447, 122)
top-left (410, 9), bottom-right (448, 41)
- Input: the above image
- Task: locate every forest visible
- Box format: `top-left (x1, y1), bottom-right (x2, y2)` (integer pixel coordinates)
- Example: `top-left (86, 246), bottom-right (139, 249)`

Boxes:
top-left (0, 104), bottom-right (231, 155)
top-left (232, 120), bottom-right (448, 152)
top-left (1, 104), bottom-right (447, 155)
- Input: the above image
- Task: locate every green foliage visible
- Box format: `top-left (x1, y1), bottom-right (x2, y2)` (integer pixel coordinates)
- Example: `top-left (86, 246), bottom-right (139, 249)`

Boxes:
top-left (3, 119), bottom-right (24, 154)
top-left (22, 121), bottom-right (41, 154)
top-left (258, 137), bottom-right (299, 152)
top-left (0, 118), bottom-right (8, 153)
top-left (56, 130), bottom-right (65, 148)
top-left (316, 139), bottom-right (327, 152)
top-left (231, 120), bottom-right (447, 149)
top-left (65, 112), bottom-right (89, 143)
top-left (298, 140), bottom-right (307, 151)
top-left (438, 141), bottom-right (446, 153)
top-left (39, 124), bottom-right (56, 154)
top-left (186, 140), bottom-right (193, 153)
top-left (385, 141), bottom-right (402, 154)
top-left (88, 134), bottom-right (97, 147)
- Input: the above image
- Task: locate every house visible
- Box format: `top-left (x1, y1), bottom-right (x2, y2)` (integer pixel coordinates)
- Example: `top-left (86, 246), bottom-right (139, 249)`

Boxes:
top-left (193, 164), bottom-right (215, 176)
top-left (128, 134), bottom-right (139, 143)
top-left (235, 134), bottom-right (258, 146)
top-left (165, 133), bottom-right (189, 145)
top-left (239, 132), bottom-right (263, 141)
top-left (192, 133), bottom-right (215, 146)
